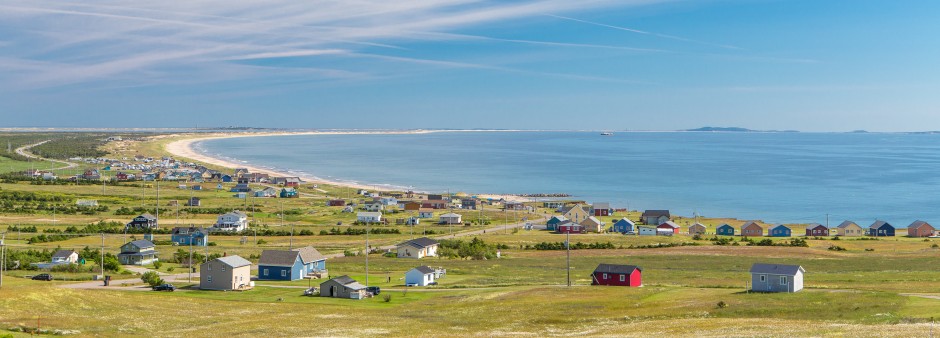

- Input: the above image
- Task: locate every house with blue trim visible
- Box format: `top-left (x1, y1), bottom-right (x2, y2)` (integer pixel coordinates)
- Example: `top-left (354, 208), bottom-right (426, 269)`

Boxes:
top-left (611, 218), bottom-right (636, 234)
top-left (171, 226), bottom-right (208, 246)
top-left (279, 188), bottom-right (298, 198)
top-left (221, 175), bottom-right (233, 182)
top-left (868, 220), bottom-right (895, 237)
top-left (546, 216), bottom-right (568, 231)
top-left (769, 224), bottom-right (792, 237)
top-left (716, 224), bottom-right (736, 236)
top-left (257, 246), bottom-right (327, 281)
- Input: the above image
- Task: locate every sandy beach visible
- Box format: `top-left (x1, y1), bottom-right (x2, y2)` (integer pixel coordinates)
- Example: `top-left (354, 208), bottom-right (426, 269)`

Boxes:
top-left (163, 130), bottom-right (535, 203)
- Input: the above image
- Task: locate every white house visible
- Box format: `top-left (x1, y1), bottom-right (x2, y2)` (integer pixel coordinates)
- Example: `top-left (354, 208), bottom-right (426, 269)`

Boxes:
top-left (75, 199), bottom-right (98, 207)
top-left (397, 237), bottom-right (439, 259)
top-left (213, 210), bottom-right (249, 232)
top-left (362, 202), bottom-right (384, 212)
top-left (357, 212), bottom-right (383, 223)
top-left (405, 266), bottom-right (437, 286)
top-left (418, 209), bottom-right (435, 219)
top-left (439, 213), bottom-right (462, 225)
top-left (749, 263), bottom-right (805, 293)
top-left (638, 225), bottom-right (657, 236)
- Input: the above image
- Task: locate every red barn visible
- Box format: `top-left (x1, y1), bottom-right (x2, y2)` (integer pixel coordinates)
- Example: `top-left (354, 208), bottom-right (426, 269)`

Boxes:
top-left (656, 221), bottom-right (680, 235)
top-left (805, 223), bottom-right (829, 236)
top-left (591, 264), bottom-right (642, 287)
top-left (557, 222), bottom-right (585, 234)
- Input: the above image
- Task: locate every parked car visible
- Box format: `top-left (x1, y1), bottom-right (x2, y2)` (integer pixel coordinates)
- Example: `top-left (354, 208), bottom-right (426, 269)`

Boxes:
top-left (31, 273), bottom-right (53, 281)
top-left (303, 287), bottom-right (318, 296)
top-left (366, 286), bottom-right (381, 295)
top-left (152, 284), bottom-right (175, 292)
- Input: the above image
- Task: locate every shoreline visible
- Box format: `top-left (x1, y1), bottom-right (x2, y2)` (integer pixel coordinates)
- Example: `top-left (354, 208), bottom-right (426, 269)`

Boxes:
top-left (163, 130), bottom-right (537, 203)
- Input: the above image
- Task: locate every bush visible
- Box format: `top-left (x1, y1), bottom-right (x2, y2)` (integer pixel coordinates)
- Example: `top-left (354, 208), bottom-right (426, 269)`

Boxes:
top-left (153, 261), bottom-right (163, 270)
top-left (383, 294), bottom-right (392, 302)
top-left (167, 267), bottom-right (175, 272)
top-left (257, 239), bottom-right (267, 245)
top-left (141, 271), bottom-right (164, 287)
top-left (717, 301), bottom-right (728, 309)
top-left (828, 245), bottom-right (847, 251)
top-left (343, 249), bottom-right (358, 257)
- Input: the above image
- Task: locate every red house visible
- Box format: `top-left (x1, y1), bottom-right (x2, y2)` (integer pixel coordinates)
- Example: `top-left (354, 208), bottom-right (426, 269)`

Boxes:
top-left (591, 263), bottom-right (642, 287)
top-left (656, 221), bottom-right (680, 235)
top-left (115, 172), bottom-right (130, 181)
top-left (327, 199), bottom-right (346, 207)
top-left (284, 177), bottom-right (300, 187)
top-left (557, 222), bottom-right (585, 234)
top-left (805, 223), bottom-right (829, 236)
top-left (908, 220), bottom-right (936, 237)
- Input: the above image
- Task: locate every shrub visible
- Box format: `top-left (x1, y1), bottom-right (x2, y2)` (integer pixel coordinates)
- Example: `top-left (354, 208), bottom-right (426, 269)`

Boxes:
top-left (717, 301), bottom-right (728, 309)
top-left (257, 239), bottom-right (267, 245)
top-left (141, 271), bottom-right (164, 287)
top-left (167, 267), bottom-right (175, 272)
top-left (828, 245), bottom-right (847, 251)
top-left (153, 261), bottom-right (163, 270)
top-left (933, 244), bottom-right (939, 248)
top-left (383, 294), bottom-right (392, 302)
top-left (343, 249), bottom-right (358, 257)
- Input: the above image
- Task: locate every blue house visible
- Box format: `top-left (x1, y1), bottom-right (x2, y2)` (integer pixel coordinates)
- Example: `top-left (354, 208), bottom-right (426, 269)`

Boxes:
top-left (230, 183), bottom-right (251, 192)
top-left (221, 175), bottom-right (233, 182)
top-left (868, 220), bottom-right (895, 237)
top-left (171, 226), bottom-right (208, 246)
top-left (611, 218), bottom-right (636, 234)
top-left (769, 224), bottom-right (792, 237)
top-left (257, 246), bottom-right (327, 281)
top-left (546, 216), bottom-right (568, 231)
top-left (280, 188), bottom-right (298, 198)
top-left (716, 224), bottom-right (736, 236)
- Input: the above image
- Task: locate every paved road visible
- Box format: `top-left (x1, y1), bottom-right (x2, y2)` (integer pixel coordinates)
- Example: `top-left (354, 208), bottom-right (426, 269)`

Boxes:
top-left (59, 269), bottom-right (200, 291)
top-left (14, 140), bottom-right (78, 171)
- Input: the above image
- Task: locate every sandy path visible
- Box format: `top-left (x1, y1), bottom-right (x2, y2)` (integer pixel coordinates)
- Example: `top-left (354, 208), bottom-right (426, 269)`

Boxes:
top-left (14, 140), bottom-right (79, 171)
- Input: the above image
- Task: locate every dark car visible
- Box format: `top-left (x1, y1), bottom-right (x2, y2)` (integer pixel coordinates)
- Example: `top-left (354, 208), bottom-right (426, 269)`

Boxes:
top-left (366, 286), bottom-right (380, 295)
top-left (152, 284), bottom-right (176, 292)
top-left (31, 273), bottom-right (53, 281)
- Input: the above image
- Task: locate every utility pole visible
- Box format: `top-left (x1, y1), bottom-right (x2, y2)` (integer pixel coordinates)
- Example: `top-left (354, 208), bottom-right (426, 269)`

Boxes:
top-left (1, 232), bottom-right (5, 289)
top-left (188, 241), bottom-right (193, 283)
top-left (566, 231), bottom-right (571, 287)
top-left (826, 213), bottom-right (830, 228)
top-left (366, 219), bottom-right (370, 287)
top-left (100, 233), bottom-right (105, 280)
top-left (156, 180), bottom-right (160, 222)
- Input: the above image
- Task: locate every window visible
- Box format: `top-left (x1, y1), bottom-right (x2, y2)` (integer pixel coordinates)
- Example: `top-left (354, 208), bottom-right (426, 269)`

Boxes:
top-left (780, 276), bottom-right (788, 285)
top-left (759, 275), bottom-right (766, 282)
top-left (281, 270), bottom-right (287, 277)
top-left (603, 273), bottom-right (608, 279)
top-left (207, 276), bottom-right (212, 282)
top-left (221, 266), bottom-right (226, 272)
top-left (619, 275), bottom-right (625, 282)
top-left (207, 265), bottom-right (211, 271)
top-left (263, 269), bottom-right (269, 276)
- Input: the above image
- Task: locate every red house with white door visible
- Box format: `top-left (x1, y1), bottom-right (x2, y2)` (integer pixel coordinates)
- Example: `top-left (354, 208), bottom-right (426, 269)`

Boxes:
top-left (591, 263), bottom-right (642, 287)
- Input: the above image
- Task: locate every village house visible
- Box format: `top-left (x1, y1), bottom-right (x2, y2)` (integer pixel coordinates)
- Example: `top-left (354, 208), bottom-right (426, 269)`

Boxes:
top-left (439, 213), bottom-right (463, 225)
top-left (254, 187), bottom-right (278, 198)
top-left (171, 226), bottom-right (209, 246)
top-left (591, 202), bottom-right (612, 216)
top-left (581, 216), bottom-right (605, 233)
top-left (546, 215), bottom-right (568, 231)
top-left (229, 183), bottom-right (251, 192)
top-left (868, 220), bottom-right (896, 237)
top-left (641, 210), bottom-right (671, 225)
top-left (769, 224), bottom-right (792, 237)
top-left (908, 220), bottom-right (936, 237)
top-left (186, 197), bottom-right (201, 207)
top-left (320, 275), bottom-right (367, 299)
top-left (556, 221), bottom-right (584, 234)
top-left (657, 221), bottom-right (680, 236)
top-left (591, 263), bottom-right (642, 287)
top-left (258, 246), bottom-right (327, 281)
top-left (284, 177), bottom-right (301, 187)
top-left (126, 213), bottom-right (158, 230)
top-left (200, 255), bottom-right (252, 291)
top-left (561, 204), bottom-right (590, 224)
top-left (422, 200), bottom-right (448, 209)
top-left (417, 209), bottom-right (435, 219)
top-left (805, 223), bottom-right (829, 237)
top-left (637, 225), bottom-right (657, 236)
top-left (689, 223), bottom-right (706, 235)
top-left (52, 249), bottom-right (79, 264)
top-left (716, 224), bottom-right (736, 236)
top-left (750, 263), bottom-right (805, 293)
top-left (504, 202), bottom-right (527, 211)
top-left (611, 218), bottom-right (636, 234)
top-left (542, 201), bottom-right (566, 209)
top-left (117, 239), bottom-right (158, 265)
top-left (396, 237), bottom-right (439, 259)
top-left (403, 201), bottom-right (421, 211)
top-left (76, 199), bottom-right (98, 207)
top-left (328, 199), bottom-right (346, 207)
top-left (213, 211), bottom-right (249, 232)
top-left (460, 198), bottom-right (478, 210)
top-left (741, 221), bottom-right (764, 237)
top-left (836, 220), bottom-right (864, 237)
top-left (405, 266), bottom-right (437, 286)
top-left (357, 212), bottom-right (383, 224)
top-left (362, 201), bottom-right (384, 211)
top-left (279, 187), bottom-right (298, 198)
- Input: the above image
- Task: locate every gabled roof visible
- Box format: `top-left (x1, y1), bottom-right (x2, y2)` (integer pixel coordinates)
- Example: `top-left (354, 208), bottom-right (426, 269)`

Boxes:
top-left (909, 220), bottom-right (933, 229)
top-left (136, 213), bottom-right (157, 220)
top-left (593, 263), bottom-right (641, 274)
top-left (690, 222), bottom-right (706, 228)
top-left (412, 266), bottom-right (435, 274)
top-left (749, 263), bottom-right (805, 276)
top-left (549, 215), bottom-right (569, 222)
top-left (328, 275), bottom-right (365, 290)
top-left (556, 220), bottom-right (573, 226)
top-left (52, 249), bottom-right (76, 259)
top-left (171, 226), bottom-right (206, 235)
top-left (658, 221), bottom-right (680, 229)
top-left (717, 223), bottom-right (734, 229)
top-left (870, 220), bottom-right (893, 229)
top-left (770, 224), bottom-right (790, 231)
top-left (293, 246), bottom-right (326, 263)
top-left (128, 239), bottom-right (155, 249)
top-left (614, 218), bottom-right (634, 225)
top-left (741, 221), bottom-right (762, 229)
top-left (399, 237), bottom-right (439, 248)
top-left (440, 213), bottom-right (462, 218)
top-left (806, 223), bottom-right (827, 230)
top-left (592, 202), bottom-right (610, 210)
top-left (582, 216), bottom-right (602, 225)
top-left (358, 212), bottom-right (382, 217)
top-left (215, 255), bottom-right (251, 268)
top-left (641, 210), bottom-right (670, 218)
top-left (837, 220), bottom-right (859, 228)
top-left (258, 250), bottom-right (300, 267)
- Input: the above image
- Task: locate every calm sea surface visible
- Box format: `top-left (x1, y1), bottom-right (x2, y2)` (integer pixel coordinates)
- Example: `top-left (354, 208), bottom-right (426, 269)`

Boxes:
top-left (195, 131), bottom-right (940, 224)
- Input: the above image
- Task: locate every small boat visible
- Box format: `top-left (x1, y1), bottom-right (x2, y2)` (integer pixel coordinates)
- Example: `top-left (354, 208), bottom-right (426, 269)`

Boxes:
top-left (600, 132), bottom-right (613, 136)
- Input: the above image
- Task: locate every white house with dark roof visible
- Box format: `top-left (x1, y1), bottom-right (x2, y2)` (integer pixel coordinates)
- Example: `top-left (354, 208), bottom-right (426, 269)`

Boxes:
top-left (397, 237), bottom-right (439, 259)
top-left (357, 212), bottom-right (383, 223)
top-left (439, 213), bottom-right (462, 225)
top-left (749, 263), bottom-right (805, 293)
top-left (52, 249), bottom-right (79, 264)
top-left (405, 266), bottom-right (437, 286)
top-left (200, 255), bottom-right (252, 291)
top-left (212, 210), bottom-right (248, 232)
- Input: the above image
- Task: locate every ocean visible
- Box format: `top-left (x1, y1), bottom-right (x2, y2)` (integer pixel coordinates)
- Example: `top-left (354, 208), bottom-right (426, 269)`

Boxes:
top-left (194, 131), bottom-right (940, 225)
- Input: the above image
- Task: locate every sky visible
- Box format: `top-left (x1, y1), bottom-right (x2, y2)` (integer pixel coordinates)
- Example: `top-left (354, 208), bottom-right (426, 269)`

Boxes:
top-left (0, 0), bottom-right (938, 131)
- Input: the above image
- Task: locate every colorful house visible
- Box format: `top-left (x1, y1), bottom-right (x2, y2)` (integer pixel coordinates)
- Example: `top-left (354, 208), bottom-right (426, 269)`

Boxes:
top-left (611, 218), bottom-right (636, 234)
top-left (200, 255), bottom-right (252, 291)
top-left (546, 215), bottom-right (569, 231)
top-left (716, 224), bottom-right (736, 236)
top-left (689, 223), bottom-right (706, 235)
top-left (581, 216), bottom-right (605, 233)
top-left (805, 223), bottom-right (829, 237)
top-left (591, 202), bottom-right (611, 217)
top-left (907, 220), bottom-right (936, 237)
top-left (836, 221), bottom-right (864, 237)
top-left (279, 188), bottom-right (298, 198)
top-left (213, 211), bottom-right (249, 232)
top-left (656, 221), bottom-right (680, 235)
top-left (591, 263), bottom-right (642, 287)
top-left (637, 225), bottom-right (657, 236)
top-left (126, 213), bottom-right (158, 230)
top-left (769, 224), bottom-right (792, 237)
top-left (117, 240), bottom-right (158, 265)
top-left (171, 226), bottom-right (208, 246)
top-left (641, 210), bottom-right (670, 225)
top-left (557, 221), bottom-right (585, 234)
top-left (741, 221), bottom-right (764, 237)
top-left (868, 220), bottom-right (895, 237)
top-left (750, 263), bottom-right (805, 293)
top-left (258, 246), bottom-right (327, 281)
top-left (562, 204), bottom-right (590, 224)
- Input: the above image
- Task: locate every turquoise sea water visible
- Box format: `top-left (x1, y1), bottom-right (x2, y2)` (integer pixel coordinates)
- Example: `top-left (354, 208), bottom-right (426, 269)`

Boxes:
top-left (195, 131), bottom-right (940, 224)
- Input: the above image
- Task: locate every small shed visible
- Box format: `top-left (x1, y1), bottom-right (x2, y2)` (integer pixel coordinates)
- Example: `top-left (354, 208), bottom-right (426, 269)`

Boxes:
top-left (750, 263), bottom-right (805, 293)
top-left (405, 266), bottom-right (437, 286)
top-left (320, 275), bottom-right (367, 299)
top-left (637, 225), bottom-right (657, 236)
top-left (688, 223), bottom-right (706, 235)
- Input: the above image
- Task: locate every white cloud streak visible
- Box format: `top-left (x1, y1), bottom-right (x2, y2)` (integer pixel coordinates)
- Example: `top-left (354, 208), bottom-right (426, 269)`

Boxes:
top-left (545, 13), bottom-right (744, 50)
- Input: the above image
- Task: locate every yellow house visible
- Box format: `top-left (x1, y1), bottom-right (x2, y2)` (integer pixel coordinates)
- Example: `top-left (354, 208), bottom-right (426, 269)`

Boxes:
top-left (835, 221), bottom-right (864, 237)
top-left (581, 216), bottom-right (605, 233)
top-left (563, 204), bottom-right (590, 224)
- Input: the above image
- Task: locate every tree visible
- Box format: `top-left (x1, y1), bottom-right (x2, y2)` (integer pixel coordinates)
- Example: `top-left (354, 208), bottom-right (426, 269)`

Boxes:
top-left (141, 271), bottom-right (164, 287)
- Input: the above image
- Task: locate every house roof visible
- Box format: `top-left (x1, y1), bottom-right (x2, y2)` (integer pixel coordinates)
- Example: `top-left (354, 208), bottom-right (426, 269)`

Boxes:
top-left (171, 226), bottom-right (207, 235)
top-left (400, 237), bottom-right (439, 248)
top-left (614, 218), bottom-right (635, 226)
top-left (641, 210), bottom-right (670, 218)
top-left (440, 213), bottom-right (461, 218)
top-left (741, 221), bottom-right (762, 229)
top-left (837, 220), bottom-right (859, 228)
top-left (258, 250), bottom-right (301, 267)
top-left (593, 263), bottom-right (641, 274)
top-left (412, 266), bottom-right (435, 274)
top-left (749, 263), bottom-right (805, 276)
top-left (128, 239), bottom-right (155, 249)
top-left (909, 220), bottom-right (932, 229)
top-left (549, 215), bottom-right (569, 222)
top-left (136, 213), bottom-right (157, 220)
top-left (870, 220), bottom-right (893, 229)
top-left (52, 249), bottom-right (76, 259)
top-left (592, 202), bottom-right (610, 210)
top-left (717, 223), bottom-right (733, 228)
top-left (690, 222), bottom-right (706, 228)
top-left (215, 255), bottom-right (251, 268)
top-left (293, 246), bottom-right (326, 263)
top-left (358, 212), bottom-right (382, 217)
top-left (560, 205), bottom-right (585, 215)
top-left (770, 224), bottom-right (790, 231)
top-left (806, 223), bottom-right (827, 230)
top-left (345, 282), bottom-right (367, 290)
top-left (582, 216), bottom-right (602, 225)
top-left (658, 221), bottom-right (680, 229)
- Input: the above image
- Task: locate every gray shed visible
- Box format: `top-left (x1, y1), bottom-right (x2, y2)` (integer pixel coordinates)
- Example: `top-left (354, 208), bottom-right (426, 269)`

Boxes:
top-left (749, 263), bottom-right (805, 293)
top-left (320, 275), bottom-right (367, 299)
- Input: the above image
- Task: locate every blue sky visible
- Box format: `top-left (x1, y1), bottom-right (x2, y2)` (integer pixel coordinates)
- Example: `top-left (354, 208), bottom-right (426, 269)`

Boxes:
top-left (1, 0), bottom-right (937, 131)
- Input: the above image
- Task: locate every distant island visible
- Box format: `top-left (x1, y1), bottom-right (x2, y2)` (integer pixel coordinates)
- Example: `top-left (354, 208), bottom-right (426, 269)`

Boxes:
top-left (682, 127), bottom-right (799, 133)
